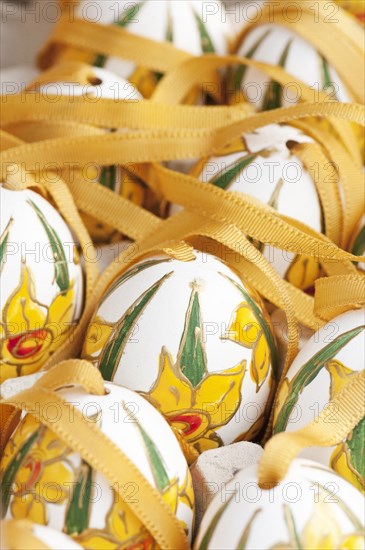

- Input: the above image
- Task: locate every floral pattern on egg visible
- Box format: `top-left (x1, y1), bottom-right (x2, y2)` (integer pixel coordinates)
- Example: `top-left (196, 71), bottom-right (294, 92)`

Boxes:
top-left (83, 251), bottom-right (278, 452)
top-left (273, 308), bottom-right (365, 492)
top-left (0, 382), bottom-right (194, 548)
top-left (0, 188), bottom-right (83, 382)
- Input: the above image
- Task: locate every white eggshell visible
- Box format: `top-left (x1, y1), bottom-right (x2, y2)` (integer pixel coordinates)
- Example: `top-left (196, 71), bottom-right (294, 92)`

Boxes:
top-left (194, 458), bottom-right (365, 549)
top-left (234, 23), bottom-right (351, 110)
top-left (0, 187), bottom-right (83, 382)
top-left (0, 380), bottom-right (194, 545)
top-left (83, 250), bottom-right (278, 452)
top-left (0, 65), bottom-right (39, 95)
top-left (1, 521), bottom-right (83, 550)
top-left (40, 65), bottom-right (141, 101)
top-left (75, 0), bottom-right (232, 80)
top-left (172, 124), bottom-right (323, 289)
top-left (273, 308), bottom-right (365, 491)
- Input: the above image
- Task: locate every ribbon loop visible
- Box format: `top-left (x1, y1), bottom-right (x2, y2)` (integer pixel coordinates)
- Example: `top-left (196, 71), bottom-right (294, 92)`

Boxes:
top-left (258, 370), bottom-right (365, 488)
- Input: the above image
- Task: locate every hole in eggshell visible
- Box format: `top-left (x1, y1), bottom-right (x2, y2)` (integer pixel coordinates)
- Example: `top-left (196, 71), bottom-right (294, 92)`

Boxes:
top-left (286, 139), bottom-right (299, 151)
top-left (87, 76), bottom-right (103, 86)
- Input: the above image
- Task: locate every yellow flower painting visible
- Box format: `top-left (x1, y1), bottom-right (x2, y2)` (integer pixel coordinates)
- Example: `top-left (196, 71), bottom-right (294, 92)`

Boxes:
top-left (0, 264), bottom-right (76, 382)
top-left (84, 268), bottom-right (276, 453)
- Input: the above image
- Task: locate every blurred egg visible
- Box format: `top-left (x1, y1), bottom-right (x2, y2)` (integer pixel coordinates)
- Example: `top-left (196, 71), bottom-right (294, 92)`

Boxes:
top-left (0, 380), bottom-right (194, 546)
top-left (0, 65), bottom-right (39, 95)
top-left (40, 66), bottom-right (162, 243)
top-left (231, 22), bottom-right (351, 109)
top-left (194, 458), bottom-right (365, 549)
top-left (172, 124), bottom-right (324, 290)
top-left (0, 187), bottom-right (83, 382)
top-left (348, 214), bottom-right (365, 271)
top-left (82, 249), bottom-right (278, 452)
top-left (273, 308), bottom-right (365, 492)
top-left (1, 520), bottom-right (83, 549)
top-left (53, 0), bottom-right (233, 98)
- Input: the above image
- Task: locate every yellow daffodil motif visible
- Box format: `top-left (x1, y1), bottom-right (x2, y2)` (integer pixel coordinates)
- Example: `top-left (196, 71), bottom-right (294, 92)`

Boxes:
top-left (269, 496), bottom-right (365, 549)
top-left (327, 361), bottom-right (365, 493)
top-left (146, 348), bottom-right (246, 453)
top-left (0, 415), bottom-right (74, 525)
top-left (1, 199), bottom-right (80, 382)
top-left (1, 407), bottom-right (192, 548)
top-left (273, 325), bottom-right (365, 492)
top-left (84, 268), bottom-right (276, 453)
top-left (0, 263), bottom-right (76, 382)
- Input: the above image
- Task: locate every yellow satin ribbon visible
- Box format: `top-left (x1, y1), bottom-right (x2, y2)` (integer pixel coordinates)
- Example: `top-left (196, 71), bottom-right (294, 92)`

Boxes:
top-left (258, 369), bottom-right (365, 488)
top-left (0, 361), bottom-right (190, 550)
top-left (314, 273), bottom-right (365, 319)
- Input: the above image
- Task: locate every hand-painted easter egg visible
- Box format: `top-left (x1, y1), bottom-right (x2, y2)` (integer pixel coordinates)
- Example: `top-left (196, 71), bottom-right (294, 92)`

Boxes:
top-left (194, 458), bottom-right (365, 549)
top-left (231, 22), bottom-right (351, 109)
top-left (349, 214), bottom-right (365, 271)
top-left (1, 520), bottom-right (83, 549)
top-left (175, 124), bottom-right (324, 290)
top-left (40, 66), bottom-right (162, 243)
top-left (55, 0), bottom-right (233, 97)
top-left (82, 250), bottom-right (278, 452)
top-left (0, 187), bottom-right (83, 382)
top-left (0, 381), bottom-right (194, 547)
top-left (273, 308), bottom-right (365, 492)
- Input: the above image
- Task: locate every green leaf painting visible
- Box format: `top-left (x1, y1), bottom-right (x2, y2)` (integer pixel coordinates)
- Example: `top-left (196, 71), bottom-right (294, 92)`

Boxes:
top-left (134, 417), bottom-right (170, 492)
top-left (1, 429), bottom-right (40, 518)
top-left (232, 29), bottom-right (271, 92)
top-left (347, 416), bottom-right (365, 486)
top-left (237, 508), bottom-right (262, 549)
top-left (210, 153), bottom-right (258, 191)
top-left (65, 461), bottom-right (93, 535)
top-left (351, 224), bottom-right (365, 257)
top-left (177, 285), bottom-right (207, 388)
top-left (274, 325), bottom-right (365, 434)
top-left (102, 258), bottom-right (171, 304)
top-left (28, 200), bottom-right (70, 293)
top-left (197, 494), bottom-right (235, 550)
top-left (321, 56), bottom-right (338, 101)
top-left (0, 218), bottom-right (13, 273)
top-left (262, 39), bottom-right (292, 111)
top-left (98, 272), bottom-right (173, 381)
top-left (99, 166), bottom-right (117, 191)
top-left (94, 1), bottom-right (145, 67)
top-left (192, 10), bottom-right (215, 53)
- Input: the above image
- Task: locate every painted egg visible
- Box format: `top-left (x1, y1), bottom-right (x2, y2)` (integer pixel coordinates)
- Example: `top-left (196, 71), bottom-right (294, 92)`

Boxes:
top-left (0, 381), bottom-right (194, 546)
top-left (273, 308), bottom-right (365, 492)
top-left (174, 124), bottom-right (324, 290)
top-left (1, 520), bottom-right (83, 549)
top-left (348, 214), bottom-right (365, 271)
top-left (194, 458), bottom-right (365, 549)
top-left (231, 22), bottom-right (351, 109)
top-left (0, 187), bottom-right (83, 382)
top-left (82, 250), bottom-right (278, 453)
top-left (56, 0), bottom-right (232, 97)
top-left (40, 66), bottom-right (162, 243)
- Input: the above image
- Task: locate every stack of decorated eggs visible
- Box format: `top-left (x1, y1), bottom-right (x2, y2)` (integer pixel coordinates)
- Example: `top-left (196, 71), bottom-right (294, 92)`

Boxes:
top-left (1, 0), bottom-right (364, 548)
